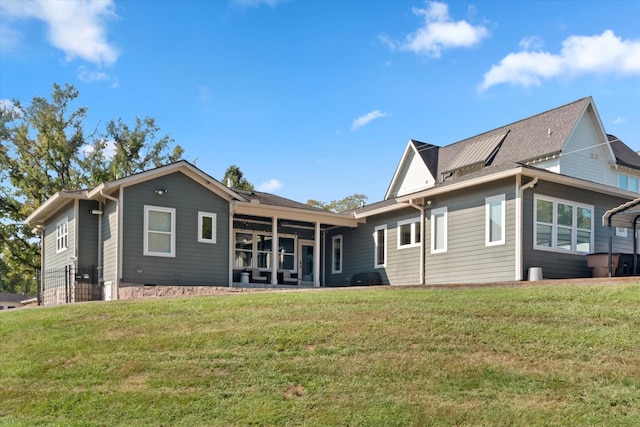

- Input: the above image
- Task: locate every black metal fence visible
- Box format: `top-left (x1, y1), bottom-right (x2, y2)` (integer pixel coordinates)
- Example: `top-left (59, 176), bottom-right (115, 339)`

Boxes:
top-left (38, 266), bottom-right (102, 306)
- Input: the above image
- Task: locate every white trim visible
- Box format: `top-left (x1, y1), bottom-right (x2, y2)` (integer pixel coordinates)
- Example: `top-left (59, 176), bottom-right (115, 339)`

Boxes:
top-left (397, 217), bottom-right (421, 249)
top-left (533, 195), bottom-right (594, 254)
top-left (616, 227), bottom-right (628, 238)
top-left (374, 225), bottom-right (387, 268)
top-left (485, 194), bottom-right (506, 246)
top-left (197, 211), bottom-right (217, 244)
top-left (331, 234), bottom-right (343, 274)
top-left (143, 205), bottom-right (176, 257)
top-left (431, 207), bottom-right (447, 254)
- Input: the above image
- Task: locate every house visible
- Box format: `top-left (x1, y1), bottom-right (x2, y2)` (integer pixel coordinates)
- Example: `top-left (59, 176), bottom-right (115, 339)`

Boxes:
top-left (25, 96), bottom-right (640, 304)
top-left (25, 162), bottom-right (360, 304)
top-left (0, 293), bottom-right (36, 310)
top-left (323, 96), bottom-right (640, 286)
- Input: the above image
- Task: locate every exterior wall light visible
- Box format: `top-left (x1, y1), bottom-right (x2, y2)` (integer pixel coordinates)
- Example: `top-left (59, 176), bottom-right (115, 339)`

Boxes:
top-left (154, 189), bottom-right (168, 196)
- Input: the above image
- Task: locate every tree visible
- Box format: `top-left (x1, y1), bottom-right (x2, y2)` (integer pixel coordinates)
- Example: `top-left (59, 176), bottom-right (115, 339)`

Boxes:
top-left (306, 193), bottom-right (368, 213)
top-left (222, 165), bottom-right (254, 190)
top-left (0, 83), bottom-right (184, 293)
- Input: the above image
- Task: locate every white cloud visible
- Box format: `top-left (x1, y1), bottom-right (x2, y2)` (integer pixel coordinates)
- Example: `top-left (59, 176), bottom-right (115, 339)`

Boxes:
top-left (351, 110), bottom-right (388, 131)
top-left (382, 1), bottom-right (489, 58)
top-left (258, 179), bottom-right (283, 192)
top-left (480, 30), bottom-right (640, 91)
top-left (519, 36), bottom-right (544, 51)
top-left (613, 117), bottom-right (626, 125)
top-left (82, 139), bottom-right (117, 160)
top-left (0, 0), bottom-right (119, 66)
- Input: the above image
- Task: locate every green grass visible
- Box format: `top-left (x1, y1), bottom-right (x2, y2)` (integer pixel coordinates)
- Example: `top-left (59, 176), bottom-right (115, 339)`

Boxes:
top-left (1, 283), bottom-right (639, 426)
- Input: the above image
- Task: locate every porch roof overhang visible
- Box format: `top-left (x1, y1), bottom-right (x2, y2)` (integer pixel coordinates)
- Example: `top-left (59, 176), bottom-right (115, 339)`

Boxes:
top-left (602, 197), bottom-right (640, 229)
top-left (231, 200), bottom-right (360, 228)
top-left (25, 190), bottom-right (90, 228)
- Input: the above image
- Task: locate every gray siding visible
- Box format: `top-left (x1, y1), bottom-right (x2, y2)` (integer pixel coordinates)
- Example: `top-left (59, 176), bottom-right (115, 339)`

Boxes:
top-left (522, 180), bottom-right (634, 279)
top-left (326, 207), bottom-right (422, 286)
top-left (77, 200), bottom-right (100, 268)
top-left (424, 179), bottom-right (517, 284)
top-left (121, 172), bottom-right (230, 286)
top-left (101, 199), bottom-right (118, 285)
top-left (43, 202), bottom-right (76, 272)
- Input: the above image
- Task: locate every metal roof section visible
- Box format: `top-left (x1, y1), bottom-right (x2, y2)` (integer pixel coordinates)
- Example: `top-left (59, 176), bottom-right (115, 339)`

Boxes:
top-left (441, 132), bottom-right (507, 175)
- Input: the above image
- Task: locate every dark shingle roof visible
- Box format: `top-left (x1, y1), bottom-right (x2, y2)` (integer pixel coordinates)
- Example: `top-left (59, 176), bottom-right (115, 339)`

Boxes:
top-left (437, 97), bottom-right (592, 180)
top-left (609, 134), bottom-right (640, 170)
top-left (233, 189), bottom-right (324, 211)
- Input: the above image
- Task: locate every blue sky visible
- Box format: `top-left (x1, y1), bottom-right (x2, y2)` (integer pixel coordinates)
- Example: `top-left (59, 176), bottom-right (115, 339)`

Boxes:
top-left (1, 0), bottom-right (639, 204)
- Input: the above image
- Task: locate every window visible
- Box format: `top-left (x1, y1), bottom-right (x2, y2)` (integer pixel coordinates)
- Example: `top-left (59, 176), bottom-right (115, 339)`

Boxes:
top-left (616, 227), bottom-right (628, 238)
top-left (198, 212), bottom-right (217, 243)
top-left (486, 194), bottom-right (506, 246)
top-left (534, 196), bottom-right (593, 253)
top-left (235, 232), bottom-right (253, 268)
top-left (144, 206), bottom-right (176, 257)
top-left (398, 218), bottom-right (421, 248)
top-left (234, 232), bottom-right (297, 270)
top-left (619, 174), bottom-right (639, 192)
top-left (56, 219), bottom-right (68, 253)
top-left (431, 207), bottom-right (447, 253)
top-left (374, 225), bottom-right (387, 268)
top-left (332, 235), bottom-right (343, 273)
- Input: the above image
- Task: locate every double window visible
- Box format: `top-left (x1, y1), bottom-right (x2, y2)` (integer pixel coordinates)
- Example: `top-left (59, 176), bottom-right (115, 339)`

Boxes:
top-left (431, 207), bottom-right (447, 253)
top-left (534, 196), bottom-right (593, 253)
top-left (56, 219), bottom-right (68, 253)
top-left (398, 218), bottom-right (421, 248)
top-left (619, 173), bottom-right (639, 193)
top-left (144, 206), bottom-right (176, 257)
top-left (486, 194), bottom-right (505, 246)
top-left (374, 225), bottom-right (387, 268)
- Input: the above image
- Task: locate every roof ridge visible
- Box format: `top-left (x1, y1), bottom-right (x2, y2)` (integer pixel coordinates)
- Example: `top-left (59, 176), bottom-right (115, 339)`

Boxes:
top-left (445, 96), bottom-right (591, 147)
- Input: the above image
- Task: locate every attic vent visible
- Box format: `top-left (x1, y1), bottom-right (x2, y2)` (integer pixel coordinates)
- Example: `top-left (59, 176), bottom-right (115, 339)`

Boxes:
top-left (442, 132), bottom-right (507, 176)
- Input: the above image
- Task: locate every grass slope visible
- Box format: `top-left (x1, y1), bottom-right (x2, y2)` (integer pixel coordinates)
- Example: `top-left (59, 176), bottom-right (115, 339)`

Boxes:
top-left (1, 284), bottom-right (639, 426)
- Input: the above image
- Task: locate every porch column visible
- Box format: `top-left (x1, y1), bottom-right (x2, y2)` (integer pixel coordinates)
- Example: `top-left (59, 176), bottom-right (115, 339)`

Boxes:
top-left (314, 222), bottom-right (321, 287)
top-left (272, 216), bottom-right (278, 285)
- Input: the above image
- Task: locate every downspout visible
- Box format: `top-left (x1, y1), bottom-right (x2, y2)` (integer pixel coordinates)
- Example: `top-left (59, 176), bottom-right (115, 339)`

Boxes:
top-left (408, 199), bottom-right (425, 285)
top-left (634, 216), bottom-right (639, 275)
top-left (229, 202), bottom-right (236, 286)
top-left (608, 216), bottom-right (613, 277)
top-left (516, 175), bottom-right (539, 281)
top-left (100, 190), bottom-right (119, 300)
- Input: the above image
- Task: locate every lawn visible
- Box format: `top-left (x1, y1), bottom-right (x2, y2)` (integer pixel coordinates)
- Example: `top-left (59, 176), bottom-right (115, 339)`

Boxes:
top-left (1, 283), bottom-right (639, 426)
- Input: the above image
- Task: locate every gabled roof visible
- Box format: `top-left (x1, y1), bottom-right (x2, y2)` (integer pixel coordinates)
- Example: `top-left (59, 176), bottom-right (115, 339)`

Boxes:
top-left (438, 97), bottom-right (593, 178)
top-left (609, 134), bottom-right (640, 170)
top-left (385, 139), bottom-right (439, 199)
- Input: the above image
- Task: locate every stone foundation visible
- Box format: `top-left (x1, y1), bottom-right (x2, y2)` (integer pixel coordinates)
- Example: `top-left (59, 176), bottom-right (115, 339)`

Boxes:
top-left (117, 283), bottom-right (276, 300)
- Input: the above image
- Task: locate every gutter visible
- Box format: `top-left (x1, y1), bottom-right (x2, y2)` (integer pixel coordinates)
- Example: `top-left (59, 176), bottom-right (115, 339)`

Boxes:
top-left (515, 175), bottom-right (538, 280)
top-left (408, 199), bottom-right (425, 285)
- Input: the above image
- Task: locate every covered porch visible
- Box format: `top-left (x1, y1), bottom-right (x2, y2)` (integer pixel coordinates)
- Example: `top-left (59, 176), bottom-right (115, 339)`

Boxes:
top-left (229, 193), bottom-right (360, 287)
top-left (600, 197), bottom-right (640, 277)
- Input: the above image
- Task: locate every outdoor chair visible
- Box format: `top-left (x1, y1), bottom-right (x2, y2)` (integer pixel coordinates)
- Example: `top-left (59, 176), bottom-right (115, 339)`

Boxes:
top-left (251, 268), bottom-right (268, 283)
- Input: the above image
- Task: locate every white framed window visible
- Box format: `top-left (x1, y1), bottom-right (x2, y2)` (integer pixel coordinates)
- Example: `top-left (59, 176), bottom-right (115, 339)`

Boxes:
top-left (198, 212), bottom-right (217, 244)
top-left (619, 173), bottom-right (639, 192)
top-left (534, 196), bottom-right (593, 254)
top-left (616, 227), bottom-right (628, 238)
top-left (397, 218), bottom-right (421, 248)
top-left (486, 194), bottom-right (506, 246)
top-left (235, 232), bottom-right (253, 268)
top-left (144, 206), bottom-right (176, 257)
top-left (331, 235), bottom-right (343, 274)
top-left (56, 219), bottom-right (68, 253)
top-left (374, 225), bottom-right (387, 268)
top-left (431, 207), bottom-right (447, 253)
